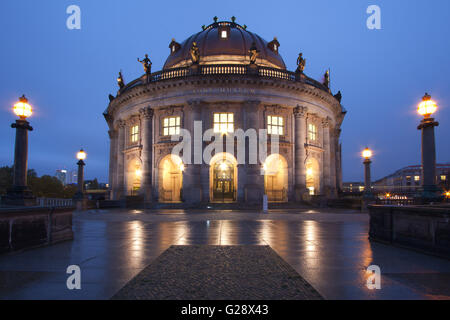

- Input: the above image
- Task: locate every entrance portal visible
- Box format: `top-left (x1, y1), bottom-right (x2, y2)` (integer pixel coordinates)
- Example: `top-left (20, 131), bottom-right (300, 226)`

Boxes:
top-left (158, 155), bottom-right (183, 202)
top-left (210, 153), bottom-right (237, 202)
top-left (264, 154), bottom-right (288, 202)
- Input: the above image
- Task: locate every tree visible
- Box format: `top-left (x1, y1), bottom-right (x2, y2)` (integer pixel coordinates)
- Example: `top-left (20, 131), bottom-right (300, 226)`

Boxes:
top-left (0, 166), bottom-right (13, 195)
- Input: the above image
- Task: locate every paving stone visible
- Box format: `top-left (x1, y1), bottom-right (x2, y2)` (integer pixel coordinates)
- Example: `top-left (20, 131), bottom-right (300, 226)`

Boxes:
top-left (112, 245), bottom-right (323, 300)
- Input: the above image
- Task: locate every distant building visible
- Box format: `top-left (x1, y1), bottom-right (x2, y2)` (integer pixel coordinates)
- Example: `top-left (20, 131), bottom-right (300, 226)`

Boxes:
top-left (66, 170), bottom-right (78, 185)
top-left (342, 182), bottom-right (365, 193)
top-left (373, 164), bottom-right (450, 194)
top-left (55, 169), bottom-right (67, 185)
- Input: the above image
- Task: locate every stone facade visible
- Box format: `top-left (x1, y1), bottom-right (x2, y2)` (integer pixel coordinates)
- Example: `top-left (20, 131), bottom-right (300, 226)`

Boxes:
top-left (104, 21), bottom-right (345, 206)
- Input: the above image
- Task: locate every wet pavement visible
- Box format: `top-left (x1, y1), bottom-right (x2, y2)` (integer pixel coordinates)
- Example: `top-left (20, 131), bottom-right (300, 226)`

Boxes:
top-left (1, 208), bottom-right (450, 300)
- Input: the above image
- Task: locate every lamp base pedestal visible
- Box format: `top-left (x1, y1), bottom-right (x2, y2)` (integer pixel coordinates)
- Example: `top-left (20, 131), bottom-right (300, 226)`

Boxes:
top-left (73, 193), bottom-right (87, 210)
top-left (4, 186), bottom-right (35, 207)
top-left (416, 185), bottom-right (443, 204)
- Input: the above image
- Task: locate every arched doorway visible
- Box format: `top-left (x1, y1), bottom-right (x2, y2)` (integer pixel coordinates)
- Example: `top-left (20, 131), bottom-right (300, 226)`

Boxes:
top-left (127, 159), bottom-right (142, 196)
top-left (306, 158), bottom-right (320, 195)
top-left (210, 153), bottom-right (237, 203)
top-left (264, 154), bottom-right (288, 202)
top-left (158, 155), bottom-right (183, 202)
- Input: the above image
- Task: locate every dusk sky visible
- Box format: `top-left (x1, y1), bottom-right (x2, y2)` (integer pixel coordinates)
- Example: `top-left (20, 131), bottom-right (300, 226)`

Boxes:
top-left (0, 0), bottom-right (449, 183)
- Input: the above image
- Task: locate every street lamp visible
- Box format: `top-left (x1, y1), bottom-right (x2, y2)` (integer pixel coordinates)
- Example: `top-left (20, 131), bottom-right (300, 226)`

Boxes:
top-left (75, 149), bottom-right (86, 200)
top-left (6, 95), bottom-right (34, 206)
top-left (362, 147), bottom-right (374, 199)
top-left (417, 93), bottom-right (441, 202)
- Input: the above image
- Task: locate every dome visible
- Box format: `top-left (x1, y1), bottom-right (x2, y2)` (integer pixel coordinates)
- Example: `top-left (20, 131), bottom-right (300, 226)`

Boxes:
top-left (163, 20), bottom-right (286, 70)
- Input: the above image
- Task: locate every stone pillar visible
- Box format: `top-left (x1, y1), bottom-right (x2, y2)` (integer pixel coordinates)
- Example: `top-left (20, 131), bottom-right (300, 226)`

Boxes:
top-left (108, 129), bottom-right (117, 200)
top-left (182, 100), bottom-right (202, 204)
top-left (6, 119), bottom-right (34, 205)
top-left (322, 117), bottom-right (332, 197)
top-left (363, 159), bottom-right (372, 195)
top-left (329, 128), bottom-right (337, 197)
top-left (293, 105), bottom-right (308, 201)
top-left (139, 107), bottom-right (154, 202)
top-left (418, 116), bottom-right (440, 201)
top-left (76, 160), bottom-right (85, 196)
top-left (244, 100), bottom-right (264, 204)
top-left (116, 120), bottom-right (126, 199)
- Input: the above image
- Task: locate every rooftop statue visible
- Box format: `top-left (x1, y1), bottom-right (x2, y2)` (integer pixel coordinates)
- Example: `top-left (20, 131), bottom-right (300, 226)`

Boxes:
top-left (190, 42), bottom-right (200, 64)
top-left (137, 54), bottom-right (152, 75)
top-left (296, 53), bottom-right (306, 73)
top-left (334, 91), bottom-right (342, 103)
top-left (117, 71), bottom-right (125, 89)
top-left (323, 69), bottom-right (330, 88)
top-left (249, 42), bottom-right (259, 64)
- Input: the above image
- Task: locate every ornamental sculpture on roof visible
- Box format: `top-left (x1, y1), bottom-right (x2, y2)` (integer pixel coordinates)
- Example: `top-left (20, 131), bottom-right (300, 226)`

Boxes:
top-left (190, 42), bottom-right (200, 64)
top-left (137, 54), bottom-right (152, 75)
top-left (296, 53), bottom-right (306, 73)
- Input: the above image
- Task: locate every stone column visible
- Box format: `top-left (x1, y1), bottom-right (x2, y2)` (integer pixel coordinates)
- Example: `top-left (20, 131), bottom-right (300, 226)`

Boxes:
top-left (243, 100), bottom-right (264, 204)
top-left (322, 117), bottom-right (332, 197)
top-left (418, 116), bottom-right (440, 201)
top-left (6, 119), bottom-right (34, 205)
top-left (116, 120), bottom-right (126, 199)
top-left (182, 100), bottom-right (203, 204)
top-left (139, 107), bottom-right (154, 202)
top-left (363, 159), bottom-right (372, 195)
top-left (293, 105), bottom-right (308, 201)
top-left (329, 128), bottom-right (337, 197)
top-left (108, 129), bottom-right (117, 200)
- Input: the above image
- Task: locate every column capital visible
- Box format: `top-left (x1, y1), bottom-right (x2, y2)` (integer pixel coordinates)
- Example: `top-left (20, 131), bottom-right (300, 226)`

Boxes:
top-left (117, 120), bottom-right (126, 128)
top-left (11, 119), bottom-right (33, 131)
top-left (139, 106), bottom-right (154, 120)
top-left (321, 116), bottom-right (331, 128)
top-left (294, 105), bottom-right (307, 118)
top-left (108, 129), bottom-right (117, 139)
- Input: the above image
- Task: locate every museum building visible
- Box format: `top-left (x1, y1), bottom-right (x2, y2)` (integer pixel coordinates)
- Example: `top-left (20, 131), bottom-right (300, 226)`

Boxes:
top-left (104, 18), bottom-right (346, 205)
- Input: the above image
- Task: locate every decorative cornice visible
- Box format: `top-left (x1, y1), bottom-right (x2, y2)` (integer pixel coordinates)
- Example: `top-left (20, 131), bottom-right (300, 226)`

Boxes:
top-left (106, 77), bottom-right (343, 121)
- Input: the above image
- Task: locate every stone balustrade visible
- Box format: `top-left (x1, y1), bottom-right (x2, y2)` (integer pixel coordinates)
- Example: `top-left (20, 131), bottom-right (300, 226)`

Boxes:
top-left (368, 204), bottom-right (450, 259)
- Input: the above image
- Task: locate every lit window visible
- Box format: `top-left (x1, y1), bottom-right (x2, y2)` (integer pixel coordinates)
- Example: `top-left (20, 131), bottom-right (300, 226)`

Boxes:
top-left (163, 116), bottom-right (181, 136)
top-left (213, 113), bottom-right (234, 134)
top-left (441, 175), bottom-right (447, 181)
top-left (130, 125), bottom-right (139, 143)
top-left (359, 186), bottom-right (365, 192)
top-left (308, 187), bottom-right (315, 195)
top-left (221, 30), bottom-right (227, 38)
top-left (273, 44), bottom-right (277, 51)
top-left (308, 123), bottom-right (317, 141)
top-left (414, 176), bottom-right (420, 181)
top-left (171, 46), bottom-right (176, 53)
top-left (267, 116), bottom-right (284, 135)
top-left (406, 176), bottom-right (411, 181)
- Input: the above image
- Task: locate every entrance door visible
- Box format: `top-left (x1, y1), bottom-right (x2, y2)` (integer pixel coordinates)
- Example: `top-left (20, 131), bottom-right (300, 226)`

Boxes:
top-left (212, 160), bottom-right (235, 202)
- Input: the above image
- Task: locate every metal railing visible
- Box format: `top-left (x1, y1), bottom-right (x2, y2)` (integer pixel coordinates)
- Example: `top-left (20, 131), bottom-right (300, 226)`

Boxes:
top-left (36, 198), bottom-right (74, 208)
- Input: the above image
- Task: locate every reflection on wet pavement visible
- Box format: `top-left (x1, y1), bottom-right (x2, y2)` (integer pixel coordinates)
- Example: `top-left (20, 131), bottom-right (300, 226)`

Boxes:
top-left (0, 209), bottom-right (449, 300)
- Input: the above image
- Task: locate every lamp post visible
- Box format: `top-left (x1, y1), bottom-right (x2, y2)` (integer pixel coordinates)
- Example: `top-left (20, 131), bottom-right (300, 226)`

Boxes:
top-left (362, 147), bottom-right (374, 200)
top-left (75, 149), bottom-right (86, 202)
top-left (417, 93), bottom-right (441, 202)
top-left (6, 95), bottom-right (34, 206)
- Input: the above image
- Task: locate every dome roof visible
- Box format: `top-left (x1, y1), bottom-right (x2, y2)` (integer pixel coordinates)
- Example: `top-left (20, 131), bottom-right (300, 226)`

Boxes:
top-left (163, 20), bottom-right (286, 70)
